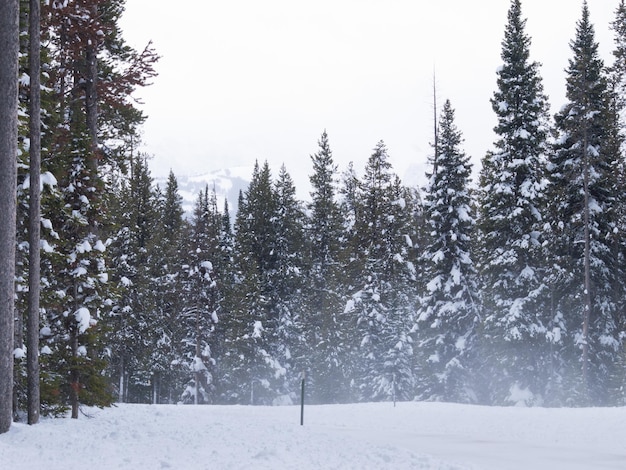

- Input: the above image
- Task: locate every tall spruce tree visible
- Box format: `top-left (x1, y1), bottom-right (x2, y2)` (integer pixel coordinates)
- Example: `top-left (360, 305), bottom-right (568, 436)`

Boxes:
top-left (547, 2), bottom-right (623, 405)
top-left (375, 175), bottom-right (418, 402)
top-left (344, 141), bottom-right (416, 401)
top-left (609, 1), bottom-right (626, 399)
top-left (337, 162), bottom-right (362, 294)
top-left (211, 197), bottom-right (234, 402)
top-left (107, 156), bottom-right (158, 403)
top-left (221, 162), bottom-right (286, 404)
top-left (416, 100), bottom-right (479, 403)
top-left (178, 187), bottom-right (221, 404)
top-left (271, 165), bottom-right (306, 399)
top-left (304, 131), bottom-right (350, 403)
top-left (610, 0), bottom-right (626, 116)
top-left (149, 171), bottom-right (188, 403)
top-left (32, 0), bottom-right (157, 417)
top-left (476, 0), bottom-right (552, 405)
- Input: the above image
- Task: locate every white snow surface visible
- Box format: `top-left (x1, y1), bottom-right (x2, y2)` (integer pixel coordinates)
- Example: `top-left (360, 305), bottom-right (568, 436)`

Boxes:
top-left (2, 402), bottom-right (625, 469)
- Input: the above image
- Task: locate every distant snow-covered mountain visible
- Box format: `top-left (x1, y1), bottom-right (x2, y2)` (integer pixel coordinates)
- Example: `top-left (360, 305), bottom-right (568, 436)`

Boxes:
top-left (154, 164), bottom-right (423, 218)
top-left (155, 166), bottom-right (253, 216)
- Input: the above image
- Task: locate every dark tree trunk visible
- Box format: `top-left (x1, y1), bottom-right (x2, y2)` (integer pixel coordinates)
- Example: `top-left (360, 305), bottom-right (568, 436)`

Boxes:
top-left (152, 372), bottom-right (159, 405)
top-left (0, 0), bottom-right (19, 435)
top-left (118, 355), bottom-right (125, 403)
top-left (85, 41), bottom-right (98, 165)
top-left (84, 3), bottom-right (99, 170)
top-left (581, 128), bottom-right (591, 402)
top-left (70, 326), bottom-right (79, 419)
top-left (27, 0), bottom-right (42, 425)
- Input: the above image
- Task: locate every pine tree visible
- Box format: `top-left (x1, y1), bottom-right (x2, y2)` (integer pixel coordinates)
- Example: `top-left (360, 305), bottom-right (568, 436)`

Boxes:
top-left (304, 131), bottom-right (350, 403)
top-left (547, 2), bottom-right (623, 405)
top-left (610, 0), bottom-right (626, 116)
top-left (337, 161), bottom-right (362, 295)
top-left (178, 187), bottom-right (221, 404)
top-left (271, 165), bottom-right (306, 399)
top-left (221, 162), bottom-right (286, 404)
top-left (31, 0), bottom-right (158, 417)
top-left (375, 176), bottom-right (419, 402)
top-left (476, 0), bottom-right (553, 405)
top-left (212, 197), bottom-right (235, 402)
top-left (416, 100), bottom-right (479, 403)
top-left (49, 153), bottom-right (112, 419)
top-left (43, 0), bottom-right (158, 168)
top-left (107, 156), bottom-right (159, 403)
top-left (344, 141), bottom-right (416, 401)
top-left (148, 171), bottom-right (188, 403)
top-left (609, 0), bottom-right (626, 403)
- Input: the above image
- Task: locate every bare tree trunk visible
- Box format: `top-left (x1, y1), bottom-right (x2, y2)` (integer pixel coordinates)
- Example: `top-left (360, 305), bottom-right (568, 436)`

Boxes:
top-left (581, 128), bottom-right (591, 402)
top-left (70, 326), bottom-right (79, 419)
top-left (12, 298), bottom-right (22, 421)
top-left (85, 41), bottom-right (98, 164)
top-left (432, 69), bottom-right (439, 177)
top-left (0, 0), bottom-right (19, 435)
top-left (27, 0), bottom-right (41, 426)
top-left (84, 3), bottom-right (99, 171)
top-left (195, 308), bottom-right (201, 405)
top-left (152, 372), bottom-right (159, 404)
top-left (118, 355), bottom-right (125, 403)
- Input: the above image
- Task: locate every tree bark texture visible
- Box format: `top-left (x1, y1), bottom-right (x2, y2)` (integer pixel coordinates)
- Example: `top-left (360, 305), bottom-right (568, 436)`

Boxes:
top-left (27, 0), bottom-right (42, 425)
top-left (84, 3), bottom-right (99, 170)
top-left (0, 0), bottom-right (20, 435)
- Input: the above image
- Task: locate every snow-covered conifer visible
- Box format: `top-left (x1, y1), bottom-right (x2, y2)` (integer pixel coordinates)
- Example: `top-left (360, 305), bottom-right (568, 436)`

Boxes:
top-left (546, 2), bottom-right (623, 405)
top-left (143, 171), bottom-right (189, 403)
top-left (476, 0), bottom-right (553, 405)
top-left (346, 141), bottom-right (416, 401)
top-left (416, 100), bottom-right (479, 403)
top-left (107, 157), bottom-right (162, 403)
top-left (220, 162), bottom-right (287, 404)
top-left (303, 131), bottom-right (350, 403)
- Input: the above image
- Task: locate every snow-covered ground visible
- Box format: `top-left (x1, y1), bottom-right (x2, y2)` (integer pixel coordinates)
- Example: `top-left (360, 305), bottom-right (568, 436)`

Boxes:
top-left (1, 402), bottom-right (625, 469)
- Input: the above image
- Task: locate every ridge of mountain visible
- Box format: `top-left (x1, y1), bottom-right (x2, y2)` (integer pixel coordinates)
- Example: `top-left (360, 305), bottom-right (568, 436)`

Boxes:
top-left (154, 166), bottom-right (253, 216)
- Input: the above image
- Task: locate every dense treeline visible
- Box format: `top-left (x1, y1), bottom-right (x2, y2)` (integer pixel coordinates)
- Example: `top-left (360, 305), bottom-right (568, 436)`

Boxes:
top-left (10, 0), bottom-right (158, 418)
top-left (5, 0), bottom-right (626, 426)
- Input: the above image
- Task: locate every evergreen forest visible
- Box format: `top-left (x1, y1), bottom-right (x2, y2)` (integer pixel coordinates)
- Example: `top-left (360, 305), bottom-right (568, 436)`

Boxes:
top-left (5, 0), bottom-right (626, 427)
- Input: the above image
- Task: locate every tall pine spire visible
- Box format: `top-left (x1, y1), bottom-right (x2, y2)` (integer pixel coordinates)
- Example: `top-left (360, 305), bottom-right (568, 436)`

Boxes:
top-left (547, 1), bottom-right (622, 405)
top-left (417, 100), bottom-right (478, 403)
top-left (476, 0), bottom-right (552, 405)
top-left (304, 131), bottom-right (349, 403)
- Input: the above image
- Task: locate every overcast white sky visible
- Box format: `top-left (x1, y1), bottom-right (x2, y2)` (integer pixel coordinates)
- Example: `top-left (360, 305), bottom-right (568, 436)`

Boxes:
top-left (119, 0), bottom-right (619, 194)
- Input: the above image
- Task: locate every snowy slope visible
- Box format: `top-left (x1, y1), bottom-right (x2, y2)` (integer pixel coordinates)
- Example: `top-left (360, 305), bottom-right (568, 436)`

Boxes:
top-left (1, 402), bottom-right (625, 469)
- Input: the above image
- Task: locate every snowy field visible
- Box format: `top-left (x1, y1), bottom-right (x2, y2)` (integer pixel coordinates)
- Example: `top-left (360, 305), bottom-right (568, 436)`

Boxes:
top-left (1, 402), bottom-right (625, 469)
